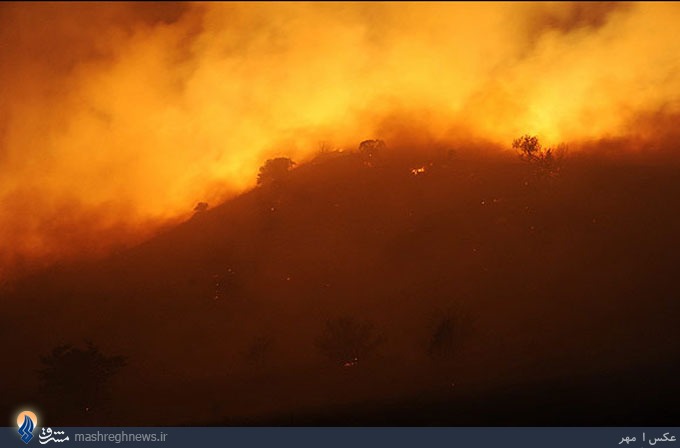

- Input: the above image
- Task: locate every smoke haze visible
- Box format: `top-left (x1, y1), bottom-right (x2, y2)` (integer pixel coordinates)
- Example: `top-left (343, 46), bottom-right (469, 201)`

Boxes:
top-left (1, 2), bottom-right (679, 277)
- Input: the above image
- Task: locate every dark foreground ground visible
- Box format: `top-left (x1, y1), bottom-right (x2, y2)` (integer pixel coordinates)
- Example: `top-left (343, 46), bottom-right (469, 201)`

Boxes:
top-left (220, 362), bottom-right (680, 426)
top-left (1, 144), bottom-right (679, 426)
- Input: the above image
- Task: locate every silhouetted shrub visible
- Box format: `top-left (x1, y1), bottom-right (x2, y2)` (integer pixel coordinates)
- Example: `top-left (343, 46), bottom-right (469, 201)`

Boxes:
top-left (257, 157), bottom-right (295, 186)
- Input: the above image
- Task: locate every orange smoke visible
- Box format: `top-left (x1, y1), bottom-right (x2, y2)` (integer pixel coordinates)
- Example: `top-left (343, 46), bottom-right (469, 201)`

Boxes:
top-left (1, 2), bottom-right (679, 278)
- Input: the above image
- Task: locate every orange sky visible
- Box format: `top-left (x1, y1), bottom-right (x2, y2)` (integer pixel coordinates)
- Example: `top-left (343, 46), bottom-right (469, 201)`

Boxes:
top-left (1, 2), bottom-right (679, 279)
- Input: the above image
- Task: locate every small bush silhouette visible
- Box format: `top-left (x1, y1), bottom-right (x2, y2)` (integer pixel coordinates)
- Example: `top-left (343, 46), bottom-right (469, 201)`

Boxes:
top-left (316, 317), bottom-right (381, 366)
top-left (257, 157), bottom-right (295, 186)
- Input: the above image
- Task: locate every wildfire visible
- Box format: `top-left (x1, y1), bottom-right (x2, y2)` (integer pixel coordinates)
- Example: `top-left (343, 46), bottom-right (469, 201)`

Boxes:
top-left (1, 2), bottom-right (679, 276)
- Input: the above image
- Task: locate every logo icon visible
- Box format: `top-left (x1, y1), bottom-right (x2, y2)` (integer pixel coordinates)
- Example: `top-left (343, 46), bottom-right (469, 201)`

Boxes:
top-left (39, 428), bottom-right (69, 445)
top-left (17, 410), bottom-right (37, 444)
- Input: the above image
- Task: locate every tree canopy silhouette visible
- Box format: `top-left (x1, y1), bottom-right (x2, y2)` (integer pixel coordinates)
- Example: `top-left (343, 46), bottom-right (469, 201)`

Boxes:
top-left (512, 134), bottom-right (565, 178)
top-left (358, 139), bottom-right (386, 165)
top-left (257, 157), bottom-right (295, 186)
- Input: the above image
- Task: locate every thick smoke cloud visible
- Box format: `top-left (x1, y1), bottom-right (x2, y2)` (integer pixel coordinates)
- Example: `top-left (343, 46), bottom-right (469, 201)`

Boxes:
top-left (1, 2), bottom-right (678, 278)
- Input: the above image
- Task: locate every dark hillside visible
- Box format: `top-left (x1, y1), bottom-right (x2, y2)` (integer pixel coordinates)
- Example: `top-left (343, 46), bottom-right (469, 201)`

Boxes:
top-left (1, 146), bottom-right (679, 425)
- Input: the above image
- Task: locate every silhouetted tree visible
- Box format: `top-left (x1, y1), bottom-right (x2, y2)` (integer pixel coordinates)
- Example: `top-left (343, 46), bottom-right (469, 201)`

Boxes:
top-left (257, 157), bottom-right (295, 186)
top-left (38, 341), bottom-right (127, 419)
top-left (358, 139), bottom-right (386, 166)
top-left (316, 317), bottom-right (381, 366)
top-left (512, 135), bottom-right (565, 179)
top-left (513, 135), bottom-right (542, 160)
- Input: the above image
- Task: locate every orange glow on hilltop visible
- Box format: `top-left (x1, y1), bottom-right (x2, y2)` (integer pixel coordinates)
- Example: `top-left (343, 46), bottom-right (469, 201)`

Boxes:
top-left (1, 2), bottom-right (679, 277)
